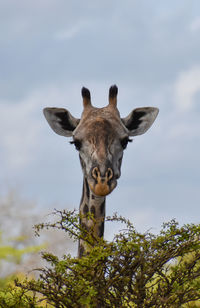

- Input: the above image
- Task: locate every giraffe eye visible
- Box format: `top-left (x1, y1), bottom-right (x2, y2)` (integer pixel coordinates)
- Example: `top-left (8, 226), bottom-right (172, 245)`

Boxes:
top-left (70, 139), bottom-right (82, 151)
top-left (121, 137), bottom-right (132, 149)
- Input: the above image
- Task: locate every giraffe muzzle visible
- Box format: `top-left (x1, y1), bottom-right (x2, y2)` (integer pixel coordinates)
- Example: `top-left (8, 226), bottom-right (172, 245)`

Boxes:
top-left (89, 167), bottom-right (116, 196)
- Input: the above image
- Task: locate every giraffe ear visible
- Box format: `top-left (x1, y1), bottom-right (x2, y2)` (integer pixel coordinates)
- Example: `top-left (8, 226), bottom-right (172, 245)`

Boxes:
top-left (121, 107), bottom-right (159, 136)
top-left (43, 107), bottom-right (80, 137)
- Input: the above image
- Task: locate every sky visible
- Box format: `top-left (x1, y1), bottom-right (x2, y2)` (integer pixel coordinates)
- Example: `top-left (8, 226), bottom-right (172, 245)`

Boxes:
top-left (0, 0), bottom-right (200, 240)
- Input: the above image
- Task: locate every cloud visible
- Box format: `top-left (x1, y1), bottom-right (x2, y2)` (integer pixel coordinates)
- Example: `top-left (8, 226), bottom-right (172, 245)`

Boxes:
top-left (54, 22), bottom-right (88, 41)
top-left (1, 1), bottom-right (200, 233)
top-left (190, 17), bottom-right (200, 32)
top-left (174, 66), bottom-right (200, 112)
top-left (0, 99), bottom-right (41, 170)
top-left (0, 82), bottom-right (89, 172)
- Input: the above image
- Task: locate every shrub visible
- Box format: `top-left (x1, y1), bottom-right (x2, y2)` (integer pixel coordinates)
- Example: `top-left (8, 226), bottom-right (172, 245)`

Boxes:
top-left (13, 210), bottom-right (200, 308)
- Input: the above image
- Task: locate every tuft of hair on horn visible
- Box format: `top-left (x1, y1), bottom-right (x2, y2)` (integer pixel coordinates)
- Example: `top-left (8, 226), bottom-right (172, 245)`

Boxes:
top-left (109, 85), bottom-right (118, 106)
top-left (81, 87), bottom-right (91, 107)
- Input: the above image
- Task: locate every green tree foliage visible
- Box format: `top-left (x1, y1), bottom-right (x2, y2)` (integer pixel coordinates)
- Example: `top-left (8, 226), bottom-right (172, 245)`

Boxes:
top-left (0, 231), bottom-right (45, 307)
top-left (12, 210), bottom-right (200, 308)
top-left (0, 232), bottom-right (42, 267)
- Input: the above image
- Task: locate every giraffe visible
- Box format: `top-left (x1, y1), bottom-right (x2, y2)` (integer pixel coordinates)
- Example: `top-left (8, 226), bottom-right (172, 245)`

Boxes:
top-left (43, 85), bottom-right (159, 257)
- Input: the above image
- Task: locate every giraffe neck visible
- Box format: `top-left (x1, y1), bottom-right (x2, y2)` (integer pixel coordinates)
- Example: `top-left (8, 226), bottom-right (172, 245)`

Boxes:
top-left (78, 177), bottom-right (106, 258)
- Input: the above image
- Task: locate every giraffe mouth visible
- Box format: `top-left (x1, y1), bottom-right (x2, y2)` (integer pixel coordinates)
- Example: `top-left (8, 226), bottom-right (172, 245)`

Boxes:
top-left (88, 179), bottom-right (117, 196)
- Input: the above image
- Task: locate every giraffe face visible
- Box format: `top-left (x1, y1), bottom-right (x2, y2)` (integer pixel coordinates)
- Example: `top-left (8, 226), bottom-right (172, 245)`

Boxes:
top-left (72, 108), bottom-right (130, 196)
top-left (43, 85), bottom-right (159, 197)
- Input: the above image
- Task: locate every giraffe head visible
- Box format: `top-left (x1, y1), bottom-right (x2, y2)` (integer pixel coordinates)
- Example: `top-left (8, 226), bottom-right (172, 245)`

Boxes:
top-left (43, 85), bottom-right (159, 197)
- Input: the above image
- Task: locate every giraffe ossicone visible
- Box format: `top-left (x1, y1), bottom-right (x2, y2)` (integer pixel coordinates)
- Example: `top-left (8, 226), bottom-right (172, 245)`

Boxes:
top-left (43, 85), bottom-right (159, 257)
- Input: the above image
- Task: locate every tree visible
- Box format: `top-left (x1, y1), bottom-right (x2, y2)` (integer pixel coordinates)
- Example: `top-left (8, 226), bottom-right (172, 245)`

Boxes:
top-left (0, 231), bottom-right (44, 308)
top-left (12, 210), bottom-right (200, 308)
top-left (0, 191), bottom-right (73, 307)
top-left (0, 190), bottom-right (75, 277)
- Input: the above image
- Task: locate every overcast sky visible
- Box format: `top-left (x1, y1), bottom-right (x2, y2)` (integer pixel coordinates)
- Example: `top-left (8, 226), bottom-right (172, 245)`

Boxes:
top-left (1, 1), bottom-right (200, 240)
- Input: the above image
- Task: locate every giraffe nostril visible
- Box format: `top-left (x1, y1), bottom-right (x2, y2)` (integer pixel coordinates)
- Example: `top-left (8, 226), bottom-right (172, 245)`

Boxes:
top-left (107, 168), bottom-right (113, 180)
top-left (92, 167), bottom-right (99, 180)
top-left (92, 167), bottom-right (113, 182)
